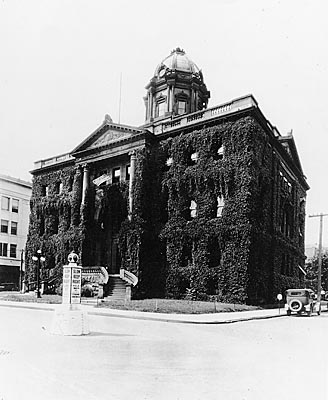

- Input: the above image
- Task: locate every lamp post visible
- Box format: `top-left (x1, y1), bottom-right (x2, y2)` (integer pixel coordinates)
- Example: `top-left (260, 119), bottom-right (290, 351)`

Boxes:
top-left (32, 249), bottom-right (45, 298)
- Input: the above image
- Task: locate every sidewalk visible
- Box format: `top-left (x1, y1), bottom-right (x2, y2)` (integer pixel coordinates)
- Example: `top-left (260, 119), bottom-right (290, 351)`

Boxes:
top-left (0, 299), bottom-right (286, 324)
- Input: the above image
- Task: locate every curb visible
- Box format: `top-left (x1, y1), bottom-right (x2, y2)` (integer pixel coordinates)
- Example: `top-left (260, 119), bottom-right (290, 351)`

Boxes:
top-left (88, 309), bottom-right (285, 324)
top-left (0, 300), bottom-right (286, 325)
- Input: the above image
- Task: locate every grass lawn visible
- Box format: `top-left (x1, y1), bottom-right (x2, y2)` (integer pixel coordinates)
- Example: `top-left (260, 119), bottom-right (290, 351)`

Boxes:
top-left (0, 291), bottom-right (260, 314)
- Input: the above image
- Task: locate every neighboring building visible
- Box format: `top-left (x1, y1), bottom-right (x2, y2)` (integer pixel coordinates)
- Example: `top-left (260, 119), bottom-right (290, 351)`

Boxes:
top-left (0, 174), bottom-right (32, 289)
top-left (25, 48), bottom-right (309, 304)
top-left (305, 246), bottom-right (328, 263)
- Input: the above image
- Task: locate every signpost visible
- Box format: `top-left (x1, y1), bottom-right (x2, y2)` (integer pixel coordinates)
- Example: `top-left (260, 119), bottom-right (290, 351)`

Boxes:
top-left (50, 252), bottom-right (89, 336)
top-left (277, 293), bottom-right (283, 314)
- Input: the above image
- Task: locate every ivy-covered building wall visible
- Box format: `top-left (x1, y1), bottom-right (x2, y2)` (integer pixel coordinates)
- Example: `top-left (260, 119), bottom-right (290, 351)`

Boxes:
top-left (26, 107), bottom-right (308, 304)
top-left (26, 51), bottom-right (308, 305)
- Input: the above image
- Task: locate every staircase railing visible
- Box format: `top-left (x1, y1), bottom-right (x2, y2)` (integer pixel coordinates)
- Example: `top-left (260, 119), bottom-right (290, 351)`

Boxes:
top-left (119, 269), bottom-right (138, 286)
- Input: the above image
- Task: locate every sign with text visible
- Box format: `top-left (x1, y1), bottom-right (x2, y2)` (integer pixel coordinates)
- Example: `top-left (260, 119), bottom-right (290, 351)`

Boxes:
top-left (62, 265), bottom-right (82, 304)
top-left (71, 268), bottom-right (82, 304)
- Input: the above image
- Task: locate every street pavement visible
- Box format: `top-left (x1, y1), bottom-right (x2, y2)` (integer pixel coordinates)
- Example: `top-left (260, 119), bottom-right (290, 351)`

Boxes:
top-left (0, 300), bottom-right (327, 399)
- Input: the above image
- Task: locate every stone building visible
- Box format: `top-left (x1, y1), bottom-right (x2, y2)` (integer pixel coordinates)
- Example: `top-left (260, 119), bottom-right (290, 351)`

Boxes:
top-left (0, 174), bottom-right (32, 290)
top-left (26, 48), bottom-right (309, 304)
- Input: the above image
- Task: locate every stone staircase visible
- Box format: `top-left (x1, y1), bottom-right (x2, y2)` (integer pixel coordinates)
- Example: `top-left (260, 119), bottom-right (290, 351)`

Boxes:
top-left (105, 275), bottom-right (127, 301)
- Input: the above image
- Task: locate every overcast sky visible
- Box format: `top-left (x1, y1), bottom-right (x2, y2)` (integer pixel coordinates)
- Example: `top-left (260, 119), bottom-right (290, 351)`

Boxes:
top-left (1, 0), bottom-right (327, 246)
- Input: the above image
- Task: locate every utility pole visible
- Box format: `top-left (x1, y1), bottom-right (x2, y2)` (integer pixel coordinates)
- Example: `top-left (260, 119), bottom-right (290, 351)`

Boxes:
top-left (309, 213), bottom-right (328, 302)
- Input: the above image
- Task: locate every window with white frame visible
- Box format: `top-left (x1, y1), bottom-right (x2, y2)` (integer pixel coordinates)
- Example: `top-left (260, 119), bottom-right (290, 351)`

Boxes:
top-left (11, 221), bottom-right (17, 235)
top-left (217, 196), bottom-right (225, 217)
top-left (12, 199), bottom-right (19, 213)
top-left (0, 243), bottom-right (7, 257)
top-left (1, 220), bottom-right (8, 234)
top-left (1, 196), bottom-right (9, 210)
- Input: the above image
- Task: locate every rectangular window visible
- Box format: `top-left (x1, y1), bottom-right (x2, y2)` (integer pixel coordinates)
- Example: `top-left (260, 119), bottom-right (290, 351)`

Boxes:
top-left (12, 199), bottom-right (19, 213)
top-left (10, 244), bottom-right (17, 258)
top-left (0, 243), bottom-right (8, 257)
top-left (190, 200), bottom-right (197, 219)
top-left (157, 101), bottom-right (166, 117)
top-left (217, 196), bottom-right (225, 217)
top-left (42, 185), bottom-right (48, 196)
top-left (112, 167), bottom-right (120, 184)
top-left (1, 196), bottom-right (9, 210)
top-left (11, 221), bottom-right (17, 235)
top-left (126, 165), bottom-right (131, 181)
top-left (1, 220), bottom-right (9, 234)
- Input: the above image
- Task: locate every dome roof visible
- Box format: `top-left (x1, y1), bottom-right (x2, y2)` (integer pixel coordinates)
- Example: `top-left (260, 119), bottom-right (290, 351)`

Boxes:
top-left (154, 48), bottom-right (202, 77)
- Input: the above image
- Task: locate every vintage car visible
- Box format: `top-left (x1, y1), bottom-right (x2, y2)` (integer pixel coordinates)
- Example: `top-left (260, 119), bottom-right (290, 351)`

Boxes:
top-left (285, 288), bottom-right (321, 316)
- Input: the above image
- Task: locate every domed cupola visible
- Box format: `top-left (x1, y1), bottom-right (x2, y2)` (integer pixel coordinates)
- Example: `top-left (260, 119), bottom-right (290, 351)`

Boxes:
top-left (144, 48), bottom-right (210, 124)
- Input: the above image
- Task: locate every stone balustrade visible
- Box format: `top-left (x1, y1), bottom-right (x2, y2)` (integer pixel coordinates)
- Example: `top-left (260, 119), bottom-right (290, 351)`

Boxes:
top-left (153, 94), bottom-right (259, 135)
top-left (34, 153), bottom-right (74, 170)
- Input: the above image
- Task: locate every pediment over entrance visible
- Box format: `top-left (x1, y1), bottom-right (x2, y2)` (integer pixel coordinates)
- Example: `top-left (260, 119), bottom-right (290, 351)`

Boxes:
top-left (71, 116), bottom-right (145, 155)
top-left (89, 129), bottom-right (131, 149)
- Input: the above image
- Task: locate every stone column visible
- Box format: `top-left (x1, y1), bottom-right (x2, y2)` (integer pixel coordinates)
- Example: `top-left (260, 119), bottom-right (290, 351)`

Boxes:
top-left (191, 88), bottom-right (195, 113)
top-left (149, 90), bottom-right (154, 120)
top-left (81, 164), bottom-right (89, 205)
top-left (170, 85), bottom-right (175, 114)
top-left (167, 85), bottom-right (171, 112)
top-left (128, 151), bottom-right (136, 221)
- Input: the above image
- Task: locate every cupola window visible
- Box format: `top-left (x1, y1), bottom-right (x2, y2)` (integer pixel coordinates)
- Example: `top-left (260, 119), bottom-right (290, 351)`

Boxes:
top-left (177, 101), bottom-right (186, 115)
top-left (156, 101), bottom-right (166, 117)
